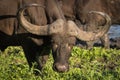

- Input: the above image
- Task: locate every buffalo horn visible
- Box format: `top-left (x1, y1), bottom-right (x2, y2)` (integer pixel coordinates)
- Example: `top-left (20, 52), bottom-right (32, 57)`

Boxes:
top-left (67, 11), bottom-right (111, 41)
top-left (18, 4), bottom-right (111, 41)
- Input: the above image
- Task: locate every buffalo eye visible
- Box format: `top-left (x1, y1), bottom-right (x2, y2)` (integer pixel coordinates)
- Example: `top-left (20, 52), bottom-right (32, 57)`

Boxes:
top-left (54, 44), bottom-right (58, 49)
top-left (66, 43), bottom-right (71, 50)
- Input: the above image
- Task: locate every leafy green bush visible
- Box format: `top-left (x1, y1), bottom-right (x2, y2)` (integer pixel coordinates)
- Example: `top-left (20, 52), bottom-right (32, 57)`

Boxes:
top-left (0, 46), bottom-right (120, 80)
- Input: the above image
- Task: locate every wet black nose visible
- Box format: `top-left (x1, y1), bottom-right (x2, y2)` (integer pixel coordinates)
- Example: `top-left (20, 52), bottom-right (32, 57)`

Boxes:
top-left (53, 63), bottom-right (69, 72)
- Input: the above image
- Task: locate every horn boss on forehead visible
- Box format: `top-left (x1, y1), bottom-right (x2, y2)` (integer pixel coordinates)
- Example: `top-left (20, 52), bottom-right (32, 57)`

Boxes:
top-left (18, 4), bottom-right (111, 42)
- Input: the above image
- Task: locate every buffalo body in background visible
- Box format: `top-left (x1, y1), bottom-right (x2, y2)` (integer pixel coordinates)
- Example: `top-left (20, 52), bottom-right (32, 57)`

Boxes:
top-left (58, 0), bottom-right (120, 49)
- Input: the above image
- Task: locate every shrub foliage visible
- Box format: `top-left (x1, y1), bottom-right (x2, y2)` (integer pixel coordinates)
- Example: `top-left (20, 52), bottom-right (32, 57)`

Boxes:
top-left (0, 46), bottom-right (120, 80)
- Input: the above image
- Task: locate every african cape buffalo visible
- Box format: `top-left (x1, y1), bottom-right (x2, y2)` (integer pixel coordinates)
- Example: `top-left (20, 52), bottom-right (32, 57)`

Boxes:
top-left (18, 3), bottom-right (111, 72)
top-left (58, 0), bottom-right (120, 49)
top-left (0, 0), bottom-right (111, 73)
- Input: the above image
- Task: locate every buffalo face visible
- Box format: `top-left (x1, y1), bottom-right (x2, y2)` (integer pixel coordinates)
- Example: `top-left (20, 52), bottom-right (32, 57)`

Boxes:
top-left (51, 34), bottom-right (76, 72)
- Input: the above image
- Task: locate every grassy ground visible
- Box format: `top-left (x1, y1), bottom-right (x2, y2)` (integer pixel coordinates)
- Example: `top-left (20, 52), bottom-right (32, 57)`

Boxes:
top-left (0, 46), bottom-right (120, 80)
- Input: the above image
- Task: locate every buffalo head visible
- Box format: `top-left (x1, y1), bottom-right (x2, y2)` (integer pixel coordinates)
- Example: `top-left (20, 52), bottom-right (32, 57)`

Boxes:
top-left (17, 4), bottom-right (111, 72)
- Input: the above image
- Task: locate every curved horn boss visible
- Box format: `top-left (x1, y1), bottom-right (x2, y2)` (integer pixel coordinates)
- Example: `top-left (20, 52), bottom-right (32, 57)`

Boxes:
top-left (18, 4), bottom-right (111, 41)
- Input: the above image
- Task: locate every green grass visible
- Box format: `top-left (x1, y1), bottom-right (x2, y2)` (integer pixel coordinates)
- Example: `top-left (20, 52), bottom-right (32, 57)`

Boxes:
top-left (0, 46), bottom-right (120, 80)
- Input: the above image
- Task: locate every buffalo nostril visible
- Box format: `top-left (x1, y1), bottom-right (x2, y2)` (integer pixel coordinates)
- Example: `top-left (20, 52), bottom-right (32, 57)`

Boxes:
top-left (54, 64), bottom-right (68, 72)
